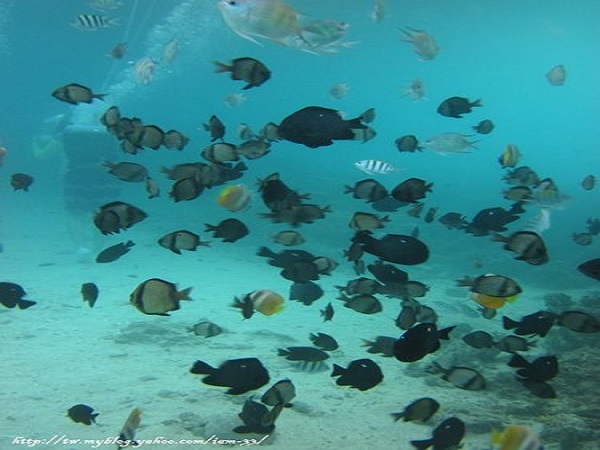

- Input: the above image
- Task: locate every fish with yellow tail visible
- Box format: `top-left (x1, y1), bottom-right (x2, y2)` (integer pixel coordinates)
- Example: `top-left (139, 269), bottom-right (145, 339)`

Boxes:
top-left (217, 0), bottom-right (302, 46)
top-left (232, 289), bottom-right (284, 319)
top-left (491, 424), bottom-right (543, 450)
top-left (216, 184), bottom-right (252, 212)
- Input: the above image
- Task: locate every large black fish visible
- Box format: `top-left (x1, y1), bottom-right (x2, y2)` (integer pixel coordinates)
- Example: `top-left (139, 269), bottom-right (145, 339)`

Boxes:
top-left (278, 106), bottom-right (368, 148)
top-left (465, 204), bottom-right (524, 236)
top-left (352, 231), bottom-right (429, 265)
top-left (410, 417), bottom-right (466, 450)
top-left (190, 358), bottom-right (269, 395)
top-left (393, 323), bottom-right (455, 362)
top-left (331, 358), bottom-right (383, 391)
top-left (0, 282), bottom-right (36, 309)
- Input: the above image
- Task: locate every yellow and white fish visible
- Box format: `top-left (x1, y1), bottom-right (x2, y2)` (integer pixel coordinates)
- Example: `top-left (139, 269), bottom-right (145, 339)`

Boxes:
top-left (491, 424), bottom-right (543, 450)
top-left (217, 0), bottom-right (302, 46)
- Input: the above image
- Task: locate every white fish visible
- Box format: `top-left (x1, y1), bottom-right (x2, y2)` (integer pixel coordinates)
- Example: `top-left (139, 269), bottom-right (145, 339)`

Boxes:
top-left (224, 92), bottom-right (247, 108)
top-left (422, 133), bottom-right (478, 154)
top-left (400, 27), bottom-right (439, 60)
top-left (524, 208), bottom-right (551, 234)
top-left (133, 57), bottom-right (156, 85)
top-left (401, 78), bottom-right (426, 101)
top-left (354, 160), bottom-right (398, 175)
top-left (70, 14), bottom-right (119, 30)
top-left (217, 0), bottom-right (301, 46)
top-left (89, 0), bottom-right (122, 11)
top-left (162, 38), bottom-right (179, 64)
top-left (546, 64), bottom-right (566, 86)
top-left (330, 82), bottom-right (350, 100)
top-left (371, 0), bottom-right (386, 23)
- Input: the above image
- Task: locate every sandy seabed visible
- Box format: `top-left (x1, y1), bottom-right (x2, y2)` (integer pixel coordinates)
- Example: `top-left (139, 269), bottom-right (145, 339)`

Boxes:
top-left (1, 196), bottom-right (599, 450)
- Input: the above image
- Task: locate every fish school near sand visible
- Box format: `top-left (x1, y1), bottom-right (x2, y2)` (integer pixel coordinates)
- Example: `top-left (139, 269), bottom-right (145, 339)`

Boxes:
top-left (1, 0), bottom-right (599, 449)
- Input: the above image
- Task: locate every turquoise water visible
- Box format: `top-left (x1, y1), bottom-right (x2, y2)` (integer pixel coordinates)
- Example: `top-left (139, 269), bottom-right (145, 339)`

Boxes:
top-left (1, 1), bottom-right (599, 449)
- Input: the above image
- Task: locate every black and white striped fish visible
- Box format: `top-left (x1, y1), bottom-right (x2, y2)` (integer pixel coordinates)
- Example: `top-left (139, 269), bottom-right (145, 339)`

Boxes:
top-left (354, 159), bottom-right (398, 175)
top-left (70, 14), bottom-right (119, 30)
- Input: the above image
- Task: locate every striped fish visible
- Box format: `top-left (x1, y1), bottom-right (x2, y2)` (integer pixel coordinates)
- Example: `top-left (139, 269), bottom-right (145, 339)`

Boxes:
top-left (70, 14), bottom-right (119, 30)
top-left (354, 159), bottom-right (398, 175)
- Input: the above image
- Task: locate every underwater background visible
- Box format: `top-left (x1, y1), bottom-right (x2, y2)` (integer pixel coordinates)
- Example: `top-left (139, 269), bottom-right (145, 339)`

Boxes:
top-left (1, 0), bottom-right (600, 449)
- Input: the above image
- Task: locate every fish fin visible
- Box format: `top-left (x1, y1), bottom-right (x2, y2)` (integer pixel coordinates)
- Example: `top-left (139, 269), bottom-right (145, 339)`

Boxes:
top-left (17, 299), bottom-right (37, 309)
top-left (331, 364), bottom-right (344, 377)
top-left (177, 287), bottom-right (193, 301)
top-left (438, 326), bottom-right (456, 340)
top-left (502, 315), bottom-right (518, 330)
top-left (410, 438), bottom-right (434, 450)
top-left (507, 354), bottom-right (528, 368)
top-left (190, 360), bottom-right (214, 375)
top-left (213, 61), bottom-right (231, 73)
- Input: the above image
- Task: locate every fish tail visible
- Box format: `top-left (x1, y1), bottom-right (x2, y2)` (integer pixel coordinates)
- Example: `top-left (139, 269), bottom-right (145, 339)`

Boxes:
top-left (213, 61), bottom-right (231, 73)
top-left (331, 364), bottom-right (344, 377)
top-left (177, 287), bottom-right (193, 301)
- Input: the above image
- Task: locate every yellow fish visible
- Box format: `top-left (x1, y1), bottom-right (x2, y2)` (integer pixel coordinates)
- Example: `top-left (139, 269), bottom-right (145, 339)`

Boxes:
top-left (471, 292), bottom-right (518, 309)
top-left (217, 0), bottom-right (301, 46)
top-left (491, 424), bottom-right (543, 450)
top-left (216, 184), bottom-right (251, 212)
top-left (249, 289), bottom-right (284, 315)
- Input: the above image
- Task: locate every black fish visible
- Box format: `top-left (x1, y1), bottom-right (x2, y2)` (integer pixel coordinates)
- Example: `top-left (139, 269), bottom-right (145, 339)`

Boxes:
top-left (233, 397), bottom-right (279, 434)
top-left (393, 323), bottom-right (455, 362)
top-left (516, 378), bottom-right (557, 398)
top-left (391, 397), bottom-right (440, 422)
top-left (508, 354), bottom-right (558, 382)
top-left (368, 261), bottom-right (409, 285)
top-left (503, 310), bottom-right (555, 337)
top-left (473, 119), bottom-right (494, 134)
top-left (331, 358), bottom-right (383, 391)
top-left (578, 258), bottom-right (600, 281)
top-left (190, 358), bottom-right (270, 394)
top-left (280, 260), bottom-right (320, 283)
top-left (309, 332), bottom-right (339, 351)
top-left (320, 302), bottom-right (334, 321)
top-left (391, 178), bottom-right (433, 203)
top-left (67, 404), bottom-right (98, 425)
top-left (352, 231), bottom-right (429, 265)
top-left (10, 173), bottom-right (34, 191)
top-left (395, 135), bottom-right (422, 152)
top-left (410, 417), bottom-right (466, 450)
top-left (95, 241), bottom-right (135, 263)
top-left (289, 281), bottom-right (323, 305)
top-left (232, 295), bottom-right (255, 319)
top-left (278, 347), bottom-right (329, 362)
top-left (258, 173), bottom-right (306, 212)
top-left (203, 115), bottom-right (226, 141)
top-left (278, 106), bottom-right (368, 148)
top-left (465, 204), bottom-right (523, 236)
top-left (205, 218), bottom-right (248, 243)
top-left (0, 282), bottom-right (36, 309)
top-left (437, 96), bottom-right (482, 118)
top-left (80, 283), bottom-right (99, 307)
